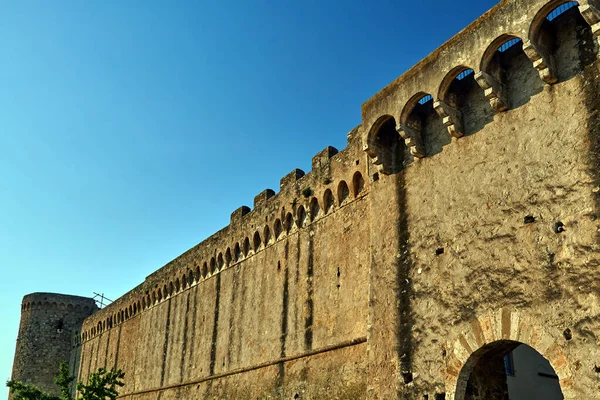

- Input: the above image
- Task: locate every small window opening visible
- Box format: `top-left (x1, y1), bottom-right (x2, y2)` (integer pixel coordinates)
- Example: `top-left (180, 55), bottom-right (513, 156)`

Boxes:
top-left (274, 219), bottom-right (282, 239)
top-left (498, 37), bottom-right (522, 52)
top-left (546, 1), bottom-right (578, 21)
top-left (324, 189), bottom-right (334, 213)
top-left (243, 237), bottom-right (251, 256)
top-left (338, 181), bottom-right (349, 205)
top-left (285, 213), bottom-right (294, 233)
top-left (310, 198), bottom-right (320, 220)
top-left (253, 231), bottom-right (261, 252)
top-left (56, 319), bottom-right (64, 333)
top-left (418, 94), bottom-right (433, 105)
top-left (234, 243), bottom-right (241, 261)
top-left (297, 206), bottom-right (306, 228)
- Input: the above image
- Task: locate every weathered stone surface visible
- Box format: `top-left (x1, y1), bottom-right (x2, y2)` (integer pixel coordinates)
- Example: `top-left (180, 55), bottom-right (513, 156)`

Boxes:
top-left (11, 0), bottom-right (600, 399)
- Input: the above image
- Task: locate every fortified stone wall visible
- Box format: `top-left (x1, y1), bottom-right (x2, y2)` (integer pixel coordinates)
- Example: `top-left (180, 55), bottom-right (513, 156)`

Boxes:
top-left (13, 0), bottom-right (600, 399)
top-left (75, 130), bottom-right (371, 399)
top-left (11, 293), bottom-right (97, 397)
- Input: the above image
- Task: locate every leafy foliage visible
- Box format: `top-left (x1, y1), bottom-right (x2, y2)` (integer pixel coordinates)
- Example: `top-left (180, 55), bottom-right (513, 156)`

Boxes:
top-left (76, 368), bottom-right (124, 400)
top-left (7, 362), bottom-right (125, 400)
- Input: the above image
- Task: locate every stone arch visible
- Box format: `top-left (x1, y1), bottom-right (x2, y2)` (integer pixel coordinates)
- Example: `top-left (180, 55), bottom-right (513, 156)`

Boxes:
top-left (253, 231), bottom-right (262, 252)
top-left (263, 225), bottom-right (271, 246)
top-left (234, 242), bottom-right (242, 261)
top-left (310, 197), bottom-right (320, 220)
top-left (217, 253), bottom-right (224, 270)
top-left (352, 171), bottom-right (365, 197)
top-left (527, 0), bottom-right (596, 83)
top-left (365, 115), bottom-right (405, 174)
top-left (337, 181), bottom-right (349, 205)
top-left (181, 273), bottom-right (187, 290)
top-left (187, 270), bottom-right (194, 286)
top-left (168, 282), bottom-right (174, 296)
top-left (210, 257), bottom-right (217, 274)
top-left (437, 66), bottom-right (492, 137)
top-left (285, 212), bottom-right (295, 234)
top-left (243, 237), bottom-right (251, 256)
top-left (273, 219), bottom-right (283, 240)
top-left (399, 92), bottom-right (448, 157)
top-left (477, 34), bottom-right (543, 111)
top-left (323, 189), bottom-right (334, 214)
top-left (445, 308), bottom-right (574, 400)
top-left (225, 247), bottom-right (232, 266)
top-left (202, 262), bottom-right (209, 278)
top-left (194, 265), bottom-right (201, 282)
top-left (297, 205), bottom-right (307, 228)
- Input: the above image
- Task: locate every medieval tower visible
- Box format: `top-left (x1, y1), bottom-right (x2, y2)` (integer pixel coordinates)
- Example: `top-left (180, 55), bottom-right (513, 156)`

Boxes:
top-left (10, 0), bottom-right (600, 398)
top-left (11, 293), bottom-right (97, 396)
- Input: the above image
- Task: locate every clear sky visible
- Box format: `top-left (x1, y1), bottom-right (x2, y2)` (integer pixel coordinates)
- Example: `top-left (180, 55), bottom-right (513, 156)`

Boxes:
top-left (0, 0), bottom-right (499, 396)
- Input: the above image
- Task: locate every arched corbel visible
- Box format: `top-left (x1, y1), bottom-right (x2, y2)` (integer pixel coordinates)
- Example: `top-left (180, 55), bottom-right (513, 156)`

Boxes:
top-left (523, 39), bottom-right (558, 84)
top-left (397, 123), bottom-right (425, 158)
top-left (579, 0), bottom-right (600, 49)
top-left (433, 100), bottom-right (464, 138)
top-left (474, 71), bottom-right (508, 112)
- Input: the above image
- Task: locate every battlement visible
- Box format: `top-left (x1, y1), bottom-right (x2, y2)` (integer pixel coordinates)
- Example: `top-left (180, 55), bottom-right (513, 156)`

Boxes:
top-left (79, 125), bottom-right (369, 342)
top-left (362, 0), bottom-right (600, 174)
top-left (78, 0), bottom-right (600, 345)
top-left (35, 1), bottom-right (600, 398)
top-left (20, 292), bottom-right (97, 313)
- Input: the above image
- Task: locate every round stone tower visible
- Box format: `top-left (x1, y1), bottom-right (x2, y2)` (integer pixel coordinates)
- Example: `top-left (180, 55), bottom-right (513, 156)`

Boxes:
top-left (10, 293), bottom-right (98, 396)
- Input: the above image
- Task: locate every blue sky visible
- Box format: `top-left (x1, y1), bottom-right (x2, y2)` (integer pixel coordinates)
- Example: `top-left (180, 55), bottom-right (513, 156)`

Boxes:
top-left (0, 0), bottom-right (498, 395)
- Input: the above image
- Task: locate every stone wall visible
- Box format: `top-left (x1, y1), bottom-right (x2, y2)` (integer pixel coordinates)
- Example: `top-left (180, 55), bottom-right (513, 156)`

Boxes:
top-left (15, 0), bottom-right (600, 399)
top-left (11, 293), bottom-right (97, 397)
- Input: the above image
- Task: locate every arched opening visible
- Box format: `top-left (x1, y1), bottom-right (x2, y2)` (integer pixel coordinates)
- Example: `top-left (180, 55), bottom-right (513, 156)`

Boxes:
top-left (253, 231), bottom-right (261, 252)
top-left (352, 172), bottom-right (365, 197)
top-left (365, 115), bottom-right (405, 174)
top-left (181, 274), bottom-right (187, 290)
top-left (310, 197), bottom-right (320, 220)
top-left (163, 286), bottom-right (168, 299)
top-left (400, 93), bottom-right (448, 157)
top-left (529, 1), bottom-right (595, 82)
top-left (243, 237), bottom-right (251, 256)
top-left (297, 206), bottom-right (307, 228)
top-left (273, 219), bottom-right (283, 240)
top-left (337, 181), bottom-right (349, 205)
top-left (234, 243), bottom-right (242, 261)
top-left (187, 270), bottom-right (194, 286)
top-left (217, 253), bottom-right (224, 270)
top-left (480, 35), bottom-right (543, 110)
top-left (455, 340), bottom-right (563, 400)
top-left (195, 264), bottom-right (201, 281)
top-left (323, 189), bottom-right (334, 214)
top-left (168, 282), bottom-right (174, 296)
top-left (263, 226), bottom-right (271, 245)
top-left (210, 257), bottom-right (217, 274)
top-left (202, 261), bottom-right (208, 277)
top-left (225, 248), bottom-right (232, 266)
top-left (438, 66), bottom-right (493, 136)
top-left (285, 213), bottom-right (294, 234)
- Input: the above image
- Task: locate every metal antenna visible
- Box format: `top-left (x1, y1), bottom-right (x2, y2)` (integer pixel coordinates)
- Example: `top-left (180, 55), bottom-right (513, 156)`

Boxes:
top-left (92, 292), bottom-right (114, 308)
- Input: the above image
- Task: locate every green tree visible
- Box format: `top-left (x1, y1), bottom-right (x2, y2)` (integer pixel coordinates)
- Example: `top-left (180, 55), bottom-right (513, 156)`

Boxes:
top-left (7, 363), bottom-right (124, 400)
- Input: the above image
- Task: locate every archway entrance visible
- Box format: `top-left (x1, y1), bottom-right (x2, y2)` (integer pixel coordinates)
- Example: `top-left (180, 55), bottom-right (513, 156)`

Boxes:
top-left (456, 340), bottom-right (564, 400)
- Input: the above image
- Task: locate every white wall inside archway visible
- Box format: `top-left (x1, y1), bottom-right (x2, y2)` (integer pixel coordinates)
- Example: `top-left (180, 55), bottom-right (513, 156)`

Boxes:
top-left (506, 344), bottom-right (563, 400)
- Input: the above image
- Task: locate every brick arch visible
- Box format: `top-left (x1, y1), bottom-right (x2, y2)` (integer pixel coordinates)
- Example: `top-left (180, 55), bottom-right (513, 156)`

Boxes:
top-left (445, 307), bottom-right (574, 400)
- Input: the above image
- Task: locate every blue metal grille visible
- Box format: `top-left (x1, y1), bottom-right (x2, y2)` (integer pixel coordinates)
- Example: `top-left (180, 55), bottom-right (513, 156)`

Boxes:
top-left (456, 69), bottom-right (474, 80)
top-left (418, 94), bottom-right (433, 105)
top-left (498, 37), bottom-right (522, 52)
top-left (547, 2), bottom-right (579, 21)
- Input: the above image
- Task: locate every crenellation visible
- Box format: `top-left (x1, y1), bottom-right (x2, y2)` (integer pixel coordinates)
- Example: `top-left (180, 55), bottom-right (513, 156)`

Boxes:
top-left (279, 168), bottom-right (305, 191)
top-left (13, 1), bottom-right (600, 398)
top-left (253, 189), bottom-right (275, 209)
